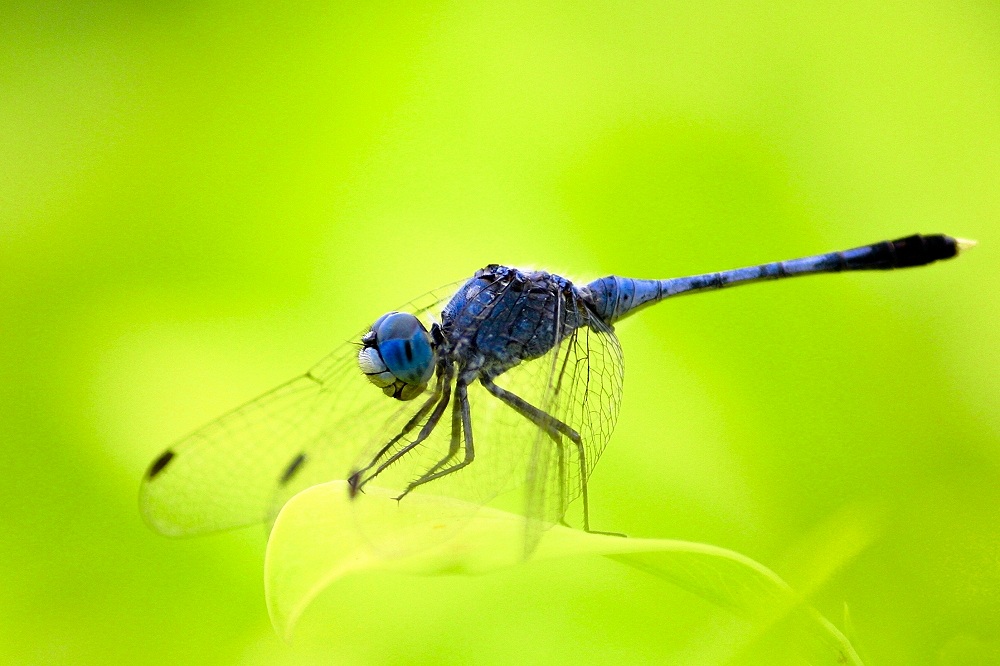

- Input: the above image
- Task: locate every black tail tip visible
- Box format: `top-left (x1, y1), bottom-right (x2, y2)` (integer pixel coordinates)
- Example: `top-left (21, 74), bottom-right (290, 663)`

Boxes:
top-left (891, 234), bottom-right (974, 267)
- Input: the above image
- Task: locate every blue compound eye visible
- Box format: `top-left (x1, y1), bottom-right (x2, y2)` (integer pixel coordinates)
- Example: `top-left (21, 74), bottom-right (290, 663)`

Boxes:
top-left (358, 312), bottom-right (435, 400)
top-left (376, 313), bottom-right (435, 385)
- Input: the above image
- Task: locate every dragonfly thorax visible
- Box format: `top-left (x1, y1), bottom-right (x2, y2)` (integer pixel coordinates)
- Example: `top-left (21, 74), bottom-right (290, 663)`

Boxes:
top-left (439, 265), bottom-right (593, 380)
top-left (357, 311), bottom-right (436, 401)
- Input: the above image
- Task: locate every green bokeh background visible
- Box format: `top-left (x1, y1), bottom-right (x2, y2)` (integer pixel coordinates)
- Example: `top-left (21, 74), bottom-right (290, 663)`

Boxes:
top-left (2, 1), bottom-right (997, 664)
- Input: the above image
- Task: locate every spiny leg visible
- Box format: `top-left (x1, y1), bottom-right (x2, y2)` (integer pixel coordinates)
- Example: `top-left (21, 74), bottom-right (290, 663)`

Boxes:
top-left (481, 377), bottom-right (595, 532)
top-left (392, 381), bottom-right (462, 500)
top-left (348, 373), bottom-right (445, 495)
top-left (349, 367), bottom-right (453, 496)
top-left (396, 380), bottom-right (476, 499)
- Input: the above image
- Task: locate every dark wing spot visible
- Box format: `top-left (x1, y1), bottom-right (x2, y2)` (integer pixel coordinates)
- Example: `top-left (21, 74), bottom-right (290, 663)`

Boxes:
top-left (279, 452), bottom-right (308, 486)
top-left (404, 340), bottom-right (413, 362)
top-left (147, 450), bottom-right (175, 479)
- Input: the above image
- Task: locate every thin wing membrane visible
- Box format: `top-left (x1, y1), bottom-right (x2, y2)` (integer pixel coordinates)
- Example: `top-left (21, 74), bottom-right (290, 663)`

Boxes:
top-left (139, 283), bottom-right (459, 536)
top-left (345, 283), bottom-right (625, 554)
top-left (521, 302), bottom-right (624, 550)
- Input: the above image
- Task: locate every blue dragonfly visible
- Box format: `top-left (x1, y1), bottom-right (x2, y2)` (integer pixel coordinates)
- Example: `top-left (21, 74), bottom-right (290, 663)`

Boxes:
top-left (141, 233), bottom-right (970, 550)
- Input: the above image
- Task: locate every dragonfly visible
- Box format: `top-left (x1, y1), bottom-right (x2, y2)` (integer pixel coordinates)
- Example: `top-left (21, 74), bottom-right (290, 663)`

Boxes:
top-left (140, 233), bottom-right (971, 551)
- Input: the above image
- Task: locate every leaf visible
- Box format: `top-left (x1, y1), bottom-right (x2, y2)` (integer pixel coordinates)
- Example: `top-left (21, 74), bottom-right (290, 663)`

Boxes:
top-left (265, 481), bottom-right (862, 665)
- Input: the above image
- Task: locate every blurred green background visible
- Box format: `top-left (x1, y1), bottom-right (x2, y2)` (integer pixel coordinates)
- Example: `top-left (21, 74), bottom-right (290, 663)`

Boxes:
top-left (2, 1), bottom-right (997, 664)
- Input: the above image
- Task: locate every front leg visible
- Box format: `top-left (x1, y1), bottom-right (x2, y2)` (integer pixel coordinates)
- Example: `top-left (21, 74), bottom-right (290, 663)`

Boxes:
top-left (395, 379), bottom-right (476, 499)
top-left (347, 371), bottom-right (446, 496)
top-left (348, 364), bottom-right (454, 496)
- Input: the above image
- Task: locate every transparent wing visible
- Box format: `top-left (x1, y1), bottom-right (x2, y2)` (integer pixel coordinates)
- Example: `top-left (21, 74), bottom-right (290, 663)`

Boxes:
top-left (521, 305), bottom-right (624, 552)
top-left (139, 282), bottom-right (461, 536)
top-left (346, 279), bottom-right (555, 552)
top-left (346, 286), bottom-right (624, 556)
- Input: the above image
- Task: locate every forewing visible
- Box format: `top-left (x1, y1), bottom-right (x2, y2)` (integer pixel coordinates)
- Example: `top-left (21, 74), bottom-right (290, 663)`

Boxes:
top-left (139, 283), bottom-right (459, 536)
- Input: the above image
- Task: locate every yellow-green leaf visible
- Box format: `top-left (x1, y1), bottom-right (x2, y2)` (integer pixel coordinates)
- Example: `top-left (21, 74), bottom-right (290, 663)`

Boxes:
top-left (265, 481), bottom-right (862, 665)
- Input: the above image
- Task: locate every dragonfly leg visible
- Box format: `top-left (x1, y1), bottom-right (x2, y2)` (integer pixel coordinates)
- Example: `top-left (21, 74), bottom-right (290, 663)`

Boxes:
top-left (480, 377), bottom-right (594, 532)
top-left (395, 380), bottom-right (476, 499)
top-left (348, 371), bottom-right (445, 495)
top-left (348, 366), bottom-right (453, 496)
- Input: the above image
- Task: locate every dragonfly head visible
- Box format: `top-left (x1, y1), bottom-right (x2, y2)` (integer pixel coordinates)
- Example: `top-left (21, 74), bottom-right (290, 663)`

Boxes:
top-left (358, 312), bottom-right (436, 401)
